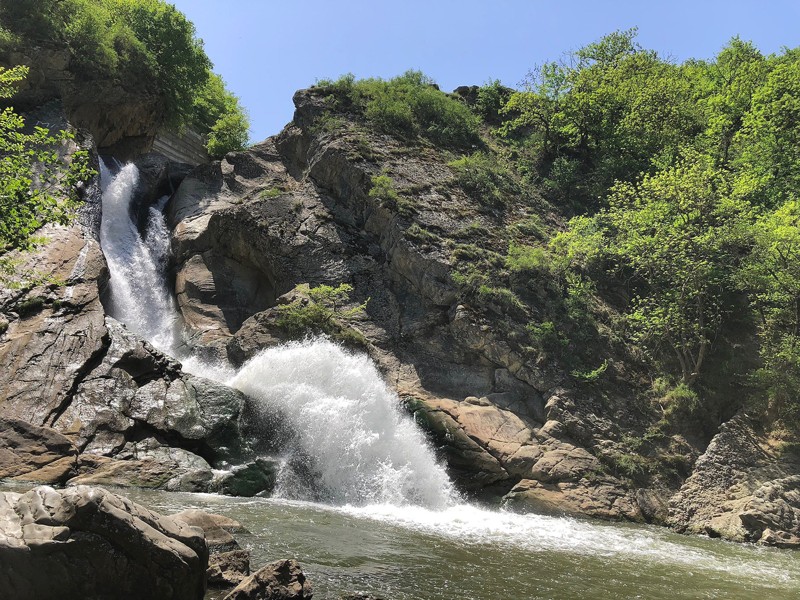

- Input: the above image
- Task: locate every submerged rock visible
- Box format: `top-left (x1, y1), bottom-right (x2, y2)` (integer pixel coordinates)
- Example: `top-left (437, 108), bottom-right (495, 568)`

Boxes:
top-left (223, 559), bottom-right (312, 600)
top-left (0, 485), bottom-right (208, 600)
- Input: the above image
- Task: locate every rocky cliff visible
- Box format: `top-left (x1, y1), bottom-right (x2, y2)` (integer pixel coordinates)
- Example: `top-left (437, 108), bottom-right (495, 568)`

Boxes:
top-left (1, 85), bottom-right (799, 549)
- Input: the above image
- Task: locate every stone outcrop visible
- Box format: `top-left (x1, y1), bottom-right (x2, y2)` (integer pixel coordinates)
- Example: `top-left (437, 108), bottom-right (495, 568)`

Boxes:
top-left (668, 414), bottom-right (800, 546)
top-left (172, 509), bottom-right (251, 587)
top-left (2, 45), bottom-right (163, 158)
top-left (223, 559), bottom-right (313, 600)
top-left (0, 156), bottom-right (250, 495)
top-left (0, 485), bottom-right (208, 600)
top-left (0, 417), bottom-right (79, 484)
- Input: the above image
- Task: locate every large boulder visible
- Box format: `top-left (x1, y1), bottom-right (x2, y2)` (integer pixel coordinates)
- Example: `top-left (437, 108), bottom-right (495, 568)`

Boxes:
top-left (0, 417), bottom-right (78, 484)
top-left (0, 486), bottom-right (208, 600)
top-left (223, 559), bottom-right (312, 600)
top-left (668, 414), bottom-right (800, 545)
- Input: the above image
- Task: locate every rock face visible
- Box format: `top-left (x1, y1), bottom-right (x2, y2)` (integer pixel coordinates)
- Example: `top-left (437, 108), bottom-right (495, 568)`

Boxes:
top-left (163, 89), bottom-right (655, 523)
top-left (2, 45), bottom-right (163, 158)
top-left (0, 156), bottom-right (250, 495)
top-left (223, 559), bottom-right (313, 600)
top-left (668, 415), bottom-right (800, 546)
top-left (0, 485), bottom-right (208, 600)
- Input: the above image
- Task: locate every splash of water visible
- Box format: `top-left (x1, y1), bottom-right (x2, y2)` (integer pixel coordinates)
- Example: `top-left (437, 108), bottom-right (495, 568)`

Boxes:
top-left (232, 339), bottom-right (457, 508)
top-left (99, 162), bottom-right (455, 508)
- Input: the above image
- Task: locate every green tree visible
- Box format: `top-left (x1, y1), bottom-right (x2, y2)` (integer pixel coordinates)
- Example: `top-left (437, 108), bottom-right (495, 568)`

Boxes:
top-left (581, 152), bottom-right (750, 384)
top-left (194, 74), bottom-right (250, 157)
top-left (0, 66), bottom-right (93, 252)
top-left (738, 200), bottom-right (800, 419)
top-left (735, 54), bottom-right (800, 207)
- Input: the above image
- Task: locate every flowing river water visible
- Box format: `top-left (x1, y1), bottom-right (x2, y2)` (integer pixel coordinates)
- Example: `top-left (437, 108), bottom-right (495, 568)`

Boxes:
top-left (90, 162), bottom-right (800, 599)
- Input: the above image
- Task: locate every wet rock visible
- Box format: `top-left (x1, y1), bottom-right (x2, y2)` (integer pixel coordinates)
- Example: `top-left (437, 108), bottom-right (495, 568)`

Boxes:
top-left (223, 559), bottom-right (312, 600)
top-left (172, 509), bottom-right (246, 553)
top-left (503, 477), bottom-right (643, 521)
top-left (0, 485), bottom-right (207, 600)
top-left (208, 550), bottom-right (252, 587)
top-left (213, 458), bottom-right (280, 497)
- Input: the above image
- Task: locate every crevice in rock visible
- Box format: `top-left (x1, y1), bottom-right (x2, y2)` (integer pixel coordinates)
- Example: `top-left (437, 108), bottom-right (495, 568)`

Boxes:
top-left (46, 329), bottom-right (112, 428)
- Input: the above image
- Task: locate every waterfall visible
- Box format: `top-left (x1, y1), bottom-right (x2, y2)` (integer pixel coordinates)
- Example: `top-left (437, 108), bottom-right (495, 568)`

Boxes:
top-left (233, 340), bottom-right (456, 507)
top-left (98, 162), bottom-right (456, 508)
top-left (99, 161), bottom-right (183, 354)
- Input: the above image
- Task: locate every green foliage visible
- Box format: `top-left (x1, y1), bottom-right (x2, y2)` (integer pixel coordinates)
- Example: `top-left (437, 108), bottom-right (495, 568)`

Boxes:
top-left (316, 71), bottom-right (480, 147)
top-left (259, 187), bottom-right (282, 199)
top-left (0, 66), bottom-right (94, 253)
top-left (505, 241), bottom-right (554, 274)
top-left (276, 283), bottom-right (368, 347)
top-left (560, 151), bottom-right (750, 384)
top-left (502, 28), bottom-right (701, 208)
top-left (738, 200), bottom-right (800, 419)
top-left (192, 73), bottom-right (251, 157)
top-left (406, 223), bottom-right (438, 245)
top-left (369, 173), bottom-right (415, 215)
top-left (0, 0), bottom-right (248, 142)
top-left (448, 152), bottom-right (517, 207)
top-left (474, 80), bottom-right (513, 124)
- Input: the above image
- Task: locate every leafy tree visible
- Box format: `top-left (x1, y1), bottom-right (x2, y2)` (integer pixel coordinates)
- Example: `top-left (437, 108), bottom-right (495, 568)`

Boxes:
top-left (581, 152), bottom-right (750, 384)
top-left (696, 37), bottom-right (770, 165)
top-left (738, 200), bottom-right (800, 419)
top-left (194, 74), bottom-right (250, 157)
top-left (0, 0), bottom-right (249, 146)
top-left (502, 29), bottom-right (700, 208)
top-left (734, 54), bottom-right (800, 207)
top-left (0, 66), bottom-right (93, 253)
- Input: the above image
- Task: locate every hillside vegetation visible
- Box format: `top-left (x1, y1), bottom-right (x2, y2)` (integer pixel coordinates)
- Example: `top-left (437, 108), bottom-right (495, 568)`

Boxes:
top-left (0, 0), bottom-right (249, 157)
top-left (312, 29), bottom-right (800, 441)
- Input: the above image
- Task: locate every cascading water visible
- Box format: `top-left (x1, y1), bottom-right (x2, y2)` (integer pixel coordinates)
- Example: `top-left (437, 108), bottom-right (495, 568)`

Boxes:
top-left (233, 340), bottom-right (456, 507)
top-left (99, 160), bottom-right (183, 354)
top-left (98, 161), bottom-right (455, 507)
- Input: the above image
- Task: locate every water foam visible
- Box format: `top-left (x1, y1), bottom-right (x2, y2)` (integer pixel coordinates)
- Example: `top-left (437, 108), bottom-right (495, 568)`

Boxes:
top-left (232, 339), bottom-right (457, 508)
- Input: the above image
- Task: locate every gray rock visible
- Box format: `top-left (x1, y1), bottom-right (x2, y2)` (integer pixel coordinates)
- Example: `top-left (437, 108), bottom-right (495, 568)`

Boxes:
top-left (223, 559), bottom-right (312, 600)
top-left (0, 485), bottom-right (208, 600)
top-left (0, 417), bottom-right (78, 484)
top-left (668, 414), bottom-right (800, 545)
top-left (208, 549), bottom-right (252, 588)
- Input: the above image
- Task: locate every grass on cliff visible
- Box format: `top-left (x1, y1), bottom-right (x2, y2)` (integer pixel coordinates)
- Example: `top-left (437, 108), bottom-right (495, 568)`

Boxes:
top-left (315, 71), bottom-right (481, 148)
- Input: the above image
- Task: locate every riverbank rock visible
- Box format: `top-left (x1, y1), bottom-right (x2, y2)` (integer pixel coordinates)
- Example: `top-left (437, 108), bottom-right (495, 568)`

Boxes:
top-left (223, 559), bottom-right (312, 600)
top-left (173, 509), bottom-right (251, 586)
top-left (0, 417), bottom-right (78, 484)
top-left (0, 485), bottom-right (207, 600)
top-left (668, 414), bottom-right (800, 545)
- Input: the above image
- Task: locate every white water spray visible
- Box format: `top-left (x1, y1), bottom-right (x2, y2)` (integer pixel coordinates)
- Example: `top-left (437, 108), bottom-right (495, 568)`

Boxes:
top-left (99, 163), bottom-right (455, 508)
top-left (233, 340), bottom-right (456, 507)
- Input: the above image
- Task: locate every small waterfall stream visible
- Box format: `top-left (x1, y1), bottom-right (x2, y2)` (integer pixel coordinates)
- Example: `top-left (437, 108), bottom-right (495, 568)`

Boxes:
top-left (96, 161), bottom-right (800, 599)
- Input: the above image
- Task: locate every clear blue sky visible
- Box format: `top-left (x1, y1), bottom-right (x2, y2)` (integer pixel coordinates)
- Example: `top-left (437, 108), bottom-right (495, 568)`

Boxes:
top-left (170, 0), bottom-right (800, 144)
